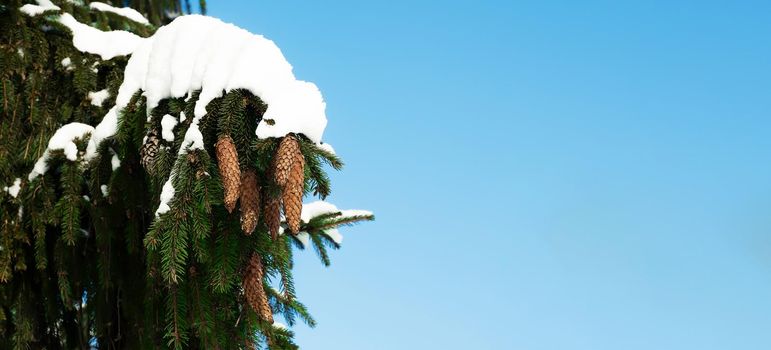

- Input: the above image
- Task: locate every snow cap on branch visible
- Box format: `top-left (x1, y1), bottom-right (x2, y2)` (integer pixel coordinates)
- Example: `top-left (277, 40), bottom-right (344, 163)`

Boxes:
top-left (19, 0), bottom-right (59, 16)
top-left (3, 178), bottom-right (22, 198)
top-left (296, 201), bottom-right (374, 245)
top-left (109, 148), bottom-right (121, 170)
top-left (161, 114), bottom-right (178, 142)
top-left (57, 13), bottom-right (144, 60)
top-left (116, 15), bottom-right (327, 142)
top-left (88, 89), bottom-right (110, 107)
top-left (20, 2), bottom-right (143, 60)
top-left (61, 57), bottom-right (72, 69)
top-left (156, 174), bottom-right (176, 215)
top-left (84, 107), bottom-right (118, 161)
top-left (89, 2), bottom-right (150, 25)
top-left (68, 14), bottom-right (330, 166)
top-left (300, 201), bottom-right (373, 223)
top-left (179, 122), bottom-right (204, 155)
top-left (28, 123), bottom-right (94, 180)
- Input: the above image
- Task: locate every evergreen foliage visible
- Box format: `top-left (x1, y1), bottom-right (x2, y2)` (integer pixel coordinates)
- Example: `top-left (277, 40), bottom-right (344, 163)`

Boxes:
top-left (0, 1), bottom-right (372, 349)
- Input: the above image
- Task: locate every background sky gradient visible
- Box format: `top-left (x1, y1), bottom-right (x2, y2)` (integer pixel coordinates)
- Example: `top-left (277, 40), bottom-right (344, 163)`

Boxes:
top-left (209, 1), bottom-right (771, 349)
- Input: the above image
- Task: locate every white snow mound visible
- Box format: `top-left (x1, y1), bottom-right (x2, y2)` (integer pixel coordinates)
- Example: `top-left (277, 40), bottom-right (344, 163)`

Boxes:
top-left (58, 14), bottom-right (144, 60)
top-left (28, 123), bottom-right (94, 180)
top-left (298, 201), bottom-right (373, 245)
top-left (88, 89), bottom-right (110, 107)
top-left (156, 173), bottom-right (176, 215)
top-left (300, 201), bottom-right (373, 223)
top-left (20, 2), bottom-right (143, 60)
top-left (116, 15), bottom-right (327, 142)
top-left (4, 178), bottom-right (22, 198)
top-left (19, 0), bottom-right (59, 16)
top-left (161, 114), bottom-right (177, 142)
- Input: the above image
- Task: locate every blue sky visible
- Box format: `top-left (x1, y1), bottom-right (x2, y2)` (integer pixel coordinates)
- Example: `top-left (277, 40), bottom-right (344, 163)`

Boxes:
top-left (210, 1), bottom-right (771, 349)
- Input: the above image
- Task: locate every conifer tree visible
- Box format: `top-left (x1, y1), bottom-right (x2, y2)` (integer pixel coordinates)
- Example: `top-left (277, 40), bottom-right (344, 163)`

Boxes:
top-left (0, 1), bottom-right (373, 349)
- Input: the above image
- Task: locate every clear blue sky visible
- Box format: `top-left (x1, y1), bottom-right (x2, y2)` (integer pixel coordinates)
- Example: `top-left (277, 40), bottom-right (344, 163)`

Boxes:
top-left (210, 1), bottom-right (771, 349)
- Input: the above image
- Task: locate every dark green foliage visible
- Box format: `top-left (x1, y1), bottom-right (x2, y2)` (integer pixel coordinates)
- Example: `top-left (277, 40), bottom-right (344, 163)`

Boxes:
top-left (0, 1), bottom-right (372, 349)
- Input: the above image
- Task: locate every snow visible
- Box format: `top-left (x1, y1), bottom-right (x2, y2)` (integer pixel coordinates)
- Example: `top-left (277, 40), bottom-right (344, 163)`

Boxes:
top-left (317, 142), bottom-right (335, 155)
top-left (300, 201), bottom-right (372, 223)
top-left (179, 123), bottom-right (204, 154)
top-left (115, 15), bottom-right (327, 143)
top-left (28, 123), bottom-right (95, 180)
top-left (100, 184), bottom-right (108, 196)
top-left (161, 114), bottom-right (177, 142)
top-left (3, 178), bottom-right (22, 198)
top-left (57, 13), bottom-right (144, 60)
top-left (88, 89), bottom-right (110, 107)
top-left (109, 148), bottom-right (121, 170)
top-left (89, 2), bottom-right (149, 25)
top-left (341, 209), bottom-right (374, 218)
top-left (20, 4), bottom-right (142, 59)
top-left (297, 201), bottom-right (372, 247)
top-left (19, 0), bottom-right (59, 16)
top-left (165, 10), bottom-right (181, 20)
top-left (156, 173), bottom-right (176, 215)
top-left (179, 111), bottom-right (186, 122)
top-left (294, 228), bottom-right (342, 246)
top-left (156, 120), bottom-right (204, 213)
top-left (19, 3), bottom-right (143, 59)
top-left (111, 154), bottom-right (120, 170)
top-left (300, 201), bottom-right (340, 223)
top-left (296, 201), bottom-right (373, 245)
top-left (61, 57), bottom-right (72, 69)
top-left (324, 228), bottom-right (343, 244)
top-left (84, 106), bottom-right (118, 161)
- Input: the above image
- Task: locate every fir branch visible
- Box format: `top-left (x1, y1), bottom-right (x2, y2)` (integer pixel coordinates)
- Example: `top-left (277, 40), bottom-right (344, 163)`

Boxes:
top-left (309, 233), bottom-right (331, 267)
top-left (164, 286), bottom-right (189, 350)
top-left (315, 213), bottom-right (375, 231)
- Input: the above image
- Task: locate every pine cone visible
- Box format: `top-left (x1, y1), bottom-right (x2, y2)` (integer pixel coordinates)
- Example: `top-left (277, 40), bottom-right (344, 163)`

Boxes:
top-left (139, 130), bottom-right (160, 172)
top-left (263, 192), bottom-right (281, 240)
top-left (215, 135), bottom-right (241, 213)
top-left (243, 254), bottom-right (273, 323)
top-left (272, 134), bottom-right (301, 187)
top-left (282, 155), bottom-right (305, 233)
top-left (240, 169), bottom-right (260, 235)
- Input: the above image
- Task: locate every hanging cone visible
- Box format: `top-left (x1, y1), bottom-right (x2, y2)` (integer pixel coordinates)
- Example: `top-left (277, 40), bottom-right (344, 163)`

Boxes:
top-left (272, 134), bottom-right (301, 187)
top-left (139, 130), bottom-right (160, 172)
top-left (282, 155), bottom-right (305, 233)
top-left (215, 135), bottom-right (241, 213)
top-left (240, 169), bottom-right (260, 235)
top-left (243, 254), bottom-right (273, 323)
top-left (263, 193), bottom-right (281, 240)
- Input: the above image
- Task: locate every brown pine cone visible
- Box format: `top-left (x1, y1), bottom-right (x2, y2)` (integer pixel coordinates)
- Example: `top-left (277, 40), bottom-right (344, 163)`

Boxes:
top-left (139, 130), bottom-right (160, 172)
top-left (263, 191), bottom-right (281, 240)
top-left (243, 254), bottom-right (273, 323)
top-left (215, 135), bottom-right (241, 213)
top-left (282, 156), bottom-right (305, 233)
top-left (272, 134), bottom-right (301, 187)
top-left (240, 169), bottom-right (260, 235)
